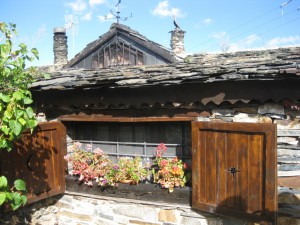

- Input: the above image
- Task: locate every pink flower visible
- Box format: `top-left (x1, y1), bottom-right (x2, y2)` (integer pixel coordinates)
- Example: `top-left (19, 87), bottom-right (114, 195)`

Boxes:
top-left (183, 163), bottom-right (188, 170)
top-left (94, 148), bottom-right (103, 155)
top-left (64, 155), bottom-right (71, 161)
top-left (160, 159), bottom-right (168, 167)
top-left (157, 143), bottom-right (167, 152)
top-left (75, 142), bottom-right (82, 148)
top-left (85, 144), bottom-right (93, 151)
top-left (172, 157), bottom-right (178, 163)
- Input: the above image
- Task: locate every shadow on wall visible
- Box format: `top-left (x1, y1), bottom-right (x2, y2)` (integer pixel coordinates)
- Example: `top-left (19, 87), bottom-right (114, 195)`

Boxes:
top-left (192, 192), bottom-right (300, 225)
top-left (0, 124), bottom-right (59, 206)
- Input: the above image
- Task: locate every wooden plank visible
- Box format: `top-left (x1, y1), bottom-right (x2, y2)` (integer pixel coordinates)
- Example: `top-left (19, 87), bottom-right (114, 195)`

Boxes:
top-left (59, 115), bottom-right (195, 122)
top-left (236, 133), bottom-right (248, 211)
top-left (192, 121), bottom-right (277, 225)
top-left (205, 131), bottom-right (216, 204)
top-left (0, 122), bottom-right (67, 205)
top-left (199, 130), bottom-right (206, 203)
top-left (225, 132), bottom-right (237, 208)
top-left (191, 122), bottom-right (201, 208)
top-left (247, 134), bottom-right (263, 213)
top-left (216, 131), bottom-right (226, 206)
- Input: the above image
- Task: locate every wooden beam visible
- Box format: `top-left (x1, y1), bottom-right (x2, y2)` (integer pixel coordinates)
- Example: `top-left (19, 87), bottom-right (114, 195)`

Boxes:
top-left (59, 114), bottom-right (195, 122)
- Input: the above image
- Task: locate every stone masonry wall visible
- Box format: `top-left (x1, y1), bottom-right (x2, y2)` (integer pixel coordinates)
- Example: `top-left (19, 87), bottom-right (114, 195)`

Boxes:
top-left (1, 192), bottom-right (299, 225)
top-left (3, 101), bottom-right (299, 224)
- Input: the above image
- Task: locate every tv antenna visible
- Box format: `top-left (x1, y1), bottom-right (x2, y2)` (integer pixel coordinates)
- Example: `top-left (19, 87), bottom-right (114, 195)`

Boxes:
top-left (65, 14), bottom-right (79, 57)
top-left (104, 0), bottom-right (132, 23)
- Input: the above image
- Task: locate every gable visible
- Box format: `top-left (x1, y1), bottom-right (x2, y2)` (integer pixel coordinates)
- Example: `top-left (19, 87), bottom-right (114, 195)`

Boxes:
top-left (66, 23), bottom-right (178, 69)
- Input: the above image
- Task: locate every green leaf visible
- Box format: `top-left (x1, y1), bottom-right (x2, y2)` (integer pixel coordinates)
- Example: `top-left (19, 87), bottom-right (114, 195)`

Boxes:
top-left (0, 93), bottom-right (11, 103)
top-left (0, 192), bottom-right (6, 205)
top-left (4, 109), bottom-right (12, 119)
top-left (1, 125), bottom-right (9, 135)
top-left (0, 139), bottom-right (8, 149)
top-left (23, 97), bottom-right (33, 104)
top-left (0, 176), bottom-right (8, 189)
top-left (21, 195), bottom-right (27, 206)
top-left (14, 179), bottom-right (26, 191)
top-left (5, 192), bottom-right (13, 201)
top-left (13, 91), bottom-right (23, 100)
top-left (31, 48), bottom-right (39, 59)
top-left (26, 107), bottom-right (34, 118)
top-left (27, 119), bottom-right (38, 129)
top-left (0, 44), bottom-right (11, 58)
top-left (9, 120), bottom-right (22, 136)
top-left (18, 117), bottom-right (26, 126)
top-left (18, 43), bottom-right (27, 54)
top-left (15, 109), bottom-right (24, 119)
top-left (11, 193), bottom-right (22, 210)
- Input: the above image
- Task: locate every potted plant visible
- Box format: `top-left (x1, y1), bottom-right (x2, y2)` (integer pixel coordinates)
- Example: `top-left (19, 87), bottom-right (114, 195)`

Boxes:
top-left (64, 142), bottom-right (113, 186)
top-left (152, 143), bottom-right (188, 193)
top-left (101, 156), bottom-right (149, 186)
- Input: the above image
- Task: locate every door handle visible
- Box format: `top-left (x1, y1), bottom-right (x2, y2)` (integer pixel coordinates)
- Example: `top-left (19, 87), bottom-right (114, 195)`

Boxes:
top-left (226, 167), bottom-right (240, 178)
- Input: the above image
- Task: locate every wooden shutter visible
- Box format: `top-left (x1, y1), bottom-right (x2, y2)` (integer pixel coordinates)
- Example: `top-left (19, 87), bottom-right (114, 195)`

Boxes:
top-left (192, 122), bottom-right (277, 224)
top-left (0, 122), bottom-right (67, 204)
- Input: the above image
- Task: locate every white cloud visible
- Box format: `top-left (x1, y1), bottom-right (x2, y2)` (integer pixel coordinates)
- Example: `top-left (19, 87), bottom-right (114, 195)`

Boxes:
top-left (66, 0), bottom-right (87, 14)
top-left (81, 12), bottom-right (92, 21)
top-left (202, 18), bottom-right (213, 25)
top-left (98, 13), bottom-right (114, 23)
top-left (227, 34), bottom-right (261, 52)
top-left (211, 32), bottom-right (227, 39)
top-left (89, 0), bottom-right (105, 7)
top-left (152, 1), bottom-right (183, 18)
top-left (266, 36), bottom-right (300, 48)
top-left (244, 34), bottom-right (260, 45)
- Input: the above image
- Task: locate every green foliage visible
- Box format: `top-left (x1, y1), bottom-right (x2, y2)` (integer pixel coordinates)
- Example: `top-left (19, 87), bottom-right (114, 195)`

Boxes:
top-left (0, 22), bottom-right (39, 210)
top-left (0, 22), bottom-right (38, 151)
top-left (0, 176), bottom-right (27, 210)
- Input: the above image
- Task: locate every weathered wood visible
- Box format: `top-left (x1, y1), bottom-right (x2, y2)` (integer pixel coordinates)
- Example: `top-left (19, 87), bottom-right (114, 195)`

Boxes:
top-left (59, 114), bottom-right (195, 122)
top-left (0, 122), bottom-right (67, 204)
top-left (65, 175), bottom-right (191, 205)
top-left (192, 122), bottom-right (277, 224)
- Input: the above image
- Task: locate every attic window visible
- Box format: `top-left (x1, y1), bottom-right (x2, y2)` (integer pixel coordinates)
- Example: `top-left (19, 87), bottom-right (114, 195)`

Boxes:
top-left (92, 41), bottom-right (144, 69)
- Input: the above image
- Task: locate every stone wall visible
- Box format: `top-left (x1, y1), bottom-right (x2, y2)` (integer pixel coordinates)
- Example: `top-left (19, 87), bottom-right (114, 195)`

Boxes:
top-left (53, 28), bottom-right (68, 65)
top-left (0, 193), bottom-right (225, 225)
top-left (1, 191), bottom-right (299, 225)
top-left (4, 101), bottom-right (299, 224)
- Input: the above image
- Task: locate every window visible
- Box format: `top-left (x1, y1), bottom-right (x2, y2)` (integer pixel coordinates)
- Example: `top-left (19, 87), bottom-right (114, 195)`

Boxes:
top-left (92, 40), bottom-right (144, 69)
top-left (71, 122), bottom-right (191, 164)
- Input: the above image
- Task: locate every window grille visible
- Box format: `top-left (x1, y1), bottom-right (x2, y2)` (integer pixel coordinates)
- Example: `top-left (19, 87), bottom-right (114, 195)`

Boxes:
top-left (92, 39), bottom-right (144, 69)
top-left (72, 140), bottom-right (180, 164)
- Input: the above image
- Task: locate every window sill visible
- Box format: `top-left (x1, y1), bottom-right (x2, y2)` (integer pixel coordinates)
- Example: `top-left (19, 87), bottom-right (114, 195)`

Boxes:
top-left (65, 175), bottom-right (191, 206)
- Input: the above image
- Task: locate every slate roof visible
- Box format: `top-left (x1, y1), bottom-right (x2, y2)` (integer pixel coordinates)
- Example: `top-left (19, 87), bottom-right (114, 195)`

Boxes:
top-left (34, 47), bottom-right (300, 91)
top-left (65, 23), bottom-right (179, 68)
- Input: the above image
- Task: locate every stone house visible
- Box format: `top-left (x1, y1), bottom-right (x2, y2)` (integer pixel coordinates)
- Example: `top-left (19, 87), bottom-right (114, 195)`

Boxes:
top-left (1, 22), bottom-right (300, 225)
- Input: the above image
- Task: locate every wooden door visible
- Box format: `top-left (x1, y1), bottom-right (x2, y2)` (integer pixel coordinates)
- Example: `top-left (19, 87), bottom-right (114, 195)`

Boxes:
top-left (0, 122), bottom-right (67, 204)
top-left (192, 122), bottom-right (277, 224)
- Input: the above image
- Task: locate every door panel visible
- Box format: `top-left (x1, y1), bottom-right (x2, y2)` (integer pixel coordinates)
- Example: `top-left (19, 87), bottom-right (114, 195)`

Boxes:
top-left (0, 122), bottom-right (67, 204)
top-left (192, 122), bottom-right (277, 224)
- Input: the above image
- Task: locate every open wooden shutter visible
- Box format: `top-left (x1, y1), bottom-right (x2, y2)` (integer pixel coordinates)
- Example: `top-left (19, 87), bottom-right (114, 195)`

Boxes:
top-left (0, 122), bottom-right (67, 204)
top-left (192, 122), bottom-right (277, 224)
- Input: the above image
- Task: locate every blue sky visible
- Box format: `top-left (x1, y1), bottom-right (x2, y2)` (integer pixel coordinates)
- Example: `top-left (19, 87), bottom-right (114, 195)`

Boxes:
top-left (1, 0), bottom-right (300, 66)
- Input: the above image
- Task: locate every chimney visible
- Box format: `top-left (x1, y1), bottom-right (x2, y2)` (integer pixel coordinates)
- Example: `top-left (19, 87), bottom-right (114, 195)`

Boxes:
top-left (170, 28), bottom-right (185, 57)
top-left (53, 27), bottom-right (68, 64)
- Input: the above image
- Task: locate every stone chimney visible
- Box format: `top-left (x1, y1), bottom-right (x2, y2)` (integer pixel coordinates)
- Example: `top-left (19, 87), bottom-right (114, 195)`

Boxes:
top-left (53, 27), bottom-right (68, 64)
top-left (170, 28), bottom-right (185, 57)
